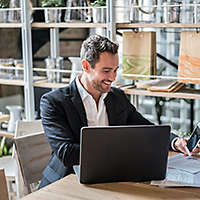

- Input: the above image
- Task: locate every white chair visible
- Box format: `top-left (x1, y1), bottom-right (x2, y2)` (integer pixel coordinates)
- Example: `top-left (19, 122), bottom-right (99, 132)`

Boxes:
top-left (14, 131), bottom-right (51, 195)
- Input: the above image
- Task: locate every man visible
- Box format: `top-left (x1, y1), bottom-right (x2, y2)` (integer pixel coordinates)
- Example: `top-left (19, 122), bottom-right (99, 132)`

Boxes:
top-left (39, 34), bottom-right (199, 188)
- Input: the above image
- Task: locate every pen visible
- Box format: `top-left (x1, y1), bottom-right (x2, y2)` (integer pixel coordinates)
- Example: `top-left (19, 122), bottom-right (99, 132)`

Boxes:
top-left (185, 146), bottom-right (192, 157)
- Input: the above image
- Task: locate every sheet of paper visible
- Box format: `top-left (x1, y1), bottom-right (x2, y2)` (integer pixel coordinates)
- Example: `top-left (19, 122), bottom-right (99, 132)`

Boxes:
top-left (151, 154), bottom-right (200, 187)
top-left (151, 168), bottom-right (200, 187)
top-left (166, 167), bottom-right (200, 186)
top-left (151, 179), bottom-right (200, 188)
top-left (168, 153), bottom-right (200, 174)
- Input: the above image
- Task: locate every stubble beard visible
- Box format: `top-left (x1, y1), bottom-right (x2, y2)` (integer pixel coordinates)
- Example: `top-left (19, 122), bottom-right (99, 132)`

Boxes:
top-left (92, 80), bottom-right (110, 94)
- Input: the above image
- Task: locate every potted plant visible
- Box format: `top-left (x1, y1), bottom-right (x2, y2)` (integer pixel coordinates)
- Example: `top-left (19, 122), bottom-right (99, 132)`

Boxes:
top-left (90, 0), bottom-right (106, 23)
top-left (0, 0), bottom-right (9, 23)
top-left (41, 0), bottom-right (64, 23)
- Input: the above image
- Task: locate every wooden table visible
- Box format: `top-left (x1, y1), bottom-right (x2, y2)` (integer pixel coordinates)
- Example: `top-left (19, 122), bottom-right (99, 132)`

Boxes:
top-left (22, 174), bottom-right (200, 200)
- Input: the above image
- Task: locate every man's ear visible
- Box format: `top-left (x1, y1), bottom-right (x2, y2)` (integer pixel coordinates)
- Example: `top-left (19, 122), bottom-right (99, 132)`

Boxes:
top-left (81, 59), bottom-right (91, 72)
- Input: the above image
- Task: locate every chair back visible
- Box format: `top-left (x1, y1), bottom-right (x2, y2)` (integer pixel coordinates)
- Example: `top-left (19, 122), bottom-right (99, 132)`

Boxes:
top-left (14, 132), bottom-right (51, 194)
top-left (15, 120), bottom-right (43, 137)
top-left (0, 168), bottom-right (9, 200)
top-left (13, 120), bottom-right (44, 159)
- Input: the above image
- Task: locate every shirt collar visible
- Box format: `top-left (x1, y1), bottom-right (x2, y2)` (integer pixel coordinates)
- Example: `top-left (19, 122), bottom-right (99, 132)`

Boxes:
top-left (76, 76), bottom-right (108, 101)
top-left (76, 76), bottom-right (88, 101)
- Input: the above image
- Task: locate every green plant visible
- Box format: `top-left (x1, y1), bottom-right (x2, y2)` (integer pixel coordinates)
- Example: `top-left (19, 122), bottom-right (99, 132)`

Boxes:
top-left (0, 136), bottom-right (13, 157)
top-left (178, 130), bottom-right (191, 138)
top-left (0, 0), bottom-right (9, 8)
top-left (41, 0), bottom-right (64, 7)
top-left (91, 0), bottom-right (106, 6)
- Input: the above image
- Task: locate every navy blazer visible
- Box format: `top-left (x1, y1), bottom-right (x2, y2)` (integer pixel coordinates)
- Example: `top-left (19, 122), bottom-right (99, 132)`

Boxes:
top-left (39, 79), bottom-right (176, 187)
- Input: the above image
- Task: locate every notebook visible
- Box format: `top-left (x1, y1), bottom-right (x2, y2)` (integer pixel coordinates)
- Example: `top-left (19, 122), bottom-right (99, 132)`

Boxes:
top-left (73, 125), bottom-right (171, 184)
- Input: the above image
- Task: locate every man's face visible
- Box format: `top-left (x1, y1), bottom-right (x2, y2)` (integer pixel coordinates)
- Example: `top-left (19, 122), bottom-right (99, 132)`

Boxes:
top-left (87, 52), bottom-right (119, 94)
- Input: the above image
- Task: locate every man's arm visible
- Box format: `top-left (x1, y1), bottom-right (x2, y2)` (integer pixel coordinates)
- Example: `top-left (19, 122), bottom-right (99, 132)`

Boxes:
top-left (122, 92), bottom-right (181, 151)
top-left (40, 93), bottom-right (80, 167)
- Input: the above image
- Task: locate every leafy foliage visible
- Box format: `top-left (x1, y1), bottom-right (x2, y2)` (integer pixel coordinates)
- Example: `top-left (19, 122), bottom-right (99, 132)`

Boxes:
top-left (0, 0), bottom-right (9, 8)
top-left (178, 130), bottom-right (191, 138)
top-left (0, 136), bottom-right (13, 157)
top-left (41, 0), bottom-right (64, 7)
top-left (91, 0), bottom-right (106, 6)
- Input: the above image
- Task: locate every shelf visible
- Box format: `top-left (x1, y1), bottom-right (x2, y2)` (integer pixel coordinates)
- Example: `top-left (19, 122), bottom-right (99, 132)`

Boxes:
top-left (0, 23), bottom-right (22, 28)
top-left (2, 22), bottom-right (200, 29)
top-left (0, 76), bottom-right (70, 88)
top-left (33, 77), bottom-right (70, 88)
top-left (32, 22), bottom-right (107, 28)
top-left (0, 115), bottom-right (9, 123)
top-left (0, 78), bottom-right (24, 86)
top-left (122, 87), bottom-right (200, 100)
top-left (117, 23), bottom-right (200, 29)
top-left (0, 76), bottom-right (50, 87)
top-left (0, 130), bottom-right (14, 138)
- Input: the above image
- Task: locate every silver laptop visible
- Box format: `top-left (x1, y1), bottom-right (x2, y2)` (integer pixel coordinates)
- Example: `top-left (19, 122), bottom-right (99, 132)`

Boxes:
top-left (73, 125), bottom-right (170, 184)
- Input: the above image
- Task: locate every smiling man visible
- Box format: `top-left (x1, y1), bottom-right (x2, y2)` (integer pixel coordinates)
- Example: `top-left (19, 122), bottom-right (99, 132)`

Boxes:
top-left (39, 34), bottom-right (198, 188)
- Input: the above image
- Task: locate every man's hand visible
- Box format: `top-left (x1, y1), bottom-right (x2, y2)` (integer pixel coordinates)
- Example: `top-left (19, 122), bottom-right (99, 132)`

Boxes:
top-left (174, 138), bottom-right (188, 155)
top-left (174, 138), bottom-right (200, 156)
top-left (191, 143), bottom-right (200, 155)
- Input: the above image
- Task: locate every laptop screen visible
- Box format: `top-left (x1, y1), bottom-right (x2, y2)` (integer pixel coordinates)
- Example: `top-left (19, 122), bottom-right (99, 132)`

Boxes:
top-left (75, 125), bottom-right (170, 184)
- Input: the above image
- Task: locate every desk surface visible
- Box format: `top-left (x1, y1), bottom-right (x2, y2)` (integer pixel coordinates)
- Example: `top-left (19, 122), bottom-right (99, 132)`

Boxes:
top-left (22, 174), bottom-right (200, 200)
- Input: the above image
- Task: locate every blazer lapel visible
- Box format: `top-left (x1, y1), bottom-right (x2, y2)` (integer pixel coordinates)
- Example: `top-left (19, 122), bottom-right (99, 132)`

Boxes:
top-left (104, 92), bottom-right (116, 125)
top-left (69, 80), bottom-right (88, 127)
top-left (105, 89), bottom-right (126, 126)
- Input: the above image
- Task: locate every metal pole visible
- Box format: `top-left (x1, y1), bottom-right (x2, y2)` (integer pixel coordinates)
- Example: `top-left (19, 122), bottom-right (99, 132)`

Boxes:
top-left (106, 0), bottom-right (116, 41)
top-left (50, 28), bottom-right (59, 91)
top-left (50, 28), bottom-right (59, 58)
top-left (21, 0), bottom-right (35, 120)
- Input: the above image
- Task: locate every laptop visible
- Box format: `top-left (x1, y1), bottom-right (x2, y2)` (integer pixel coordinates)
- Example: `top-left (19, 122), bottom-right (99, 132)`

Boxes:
top-left (73, 125), bottom-right (171, 184)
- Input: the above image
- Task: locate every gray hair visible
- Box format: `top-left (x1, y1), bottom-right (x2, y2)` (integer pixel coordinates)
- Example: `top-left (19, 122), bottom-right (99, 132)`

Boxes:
top-left (80, 34), bottom-right (119, 68)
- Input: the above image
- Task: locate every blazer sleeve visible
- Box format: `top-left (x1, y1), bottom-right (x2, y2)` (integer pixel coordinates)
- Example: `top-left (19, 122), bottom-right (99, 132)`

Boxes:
top-left (40, 93), bottom-right (80, 167)
top-left (116, 89), bottom-right (178, 150)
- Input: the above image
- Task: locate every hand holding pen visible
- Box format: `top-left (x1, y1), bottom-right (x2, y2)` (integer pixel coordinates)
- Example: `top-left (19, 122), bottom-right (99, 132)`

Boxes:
top-left (174, 137), bottom-right (200, 156)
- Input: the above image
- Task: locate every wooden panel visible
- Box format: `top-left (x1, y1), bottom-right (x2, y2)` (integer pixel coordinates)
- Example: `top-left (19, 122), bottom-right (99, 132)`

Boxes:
top-left (0, 84), bottom-right (22, 97)
top-left (34, 40), bottom-right (83, 58)
top-left (14, 132), bottom-right (51, 190)
top-left (178, 31), bottom-right (200, 84)
top-left (13, 121), bottom-right (45, 197)
top-left (59, 28), bottom-right (88, 39)
top-left (0, 29), bottom-right (21, 58)
top-left (15, 120), bottom-right (43, 137)
top-left (0, 169), bottom-right (9, 200)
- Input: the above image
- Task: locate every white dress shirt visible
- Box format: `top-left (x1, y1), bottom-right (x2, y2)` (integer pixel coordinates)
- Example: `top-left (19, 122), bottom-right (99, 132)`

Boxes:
top-left (76, 77), bottom-right (109, 126)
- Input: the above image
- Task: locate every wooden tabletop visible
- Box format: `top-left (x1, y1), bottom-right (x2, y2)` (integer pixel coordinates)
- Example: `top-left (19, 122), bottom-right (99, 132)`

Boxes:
top-left (22, 174), bottom-right (200, 200)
